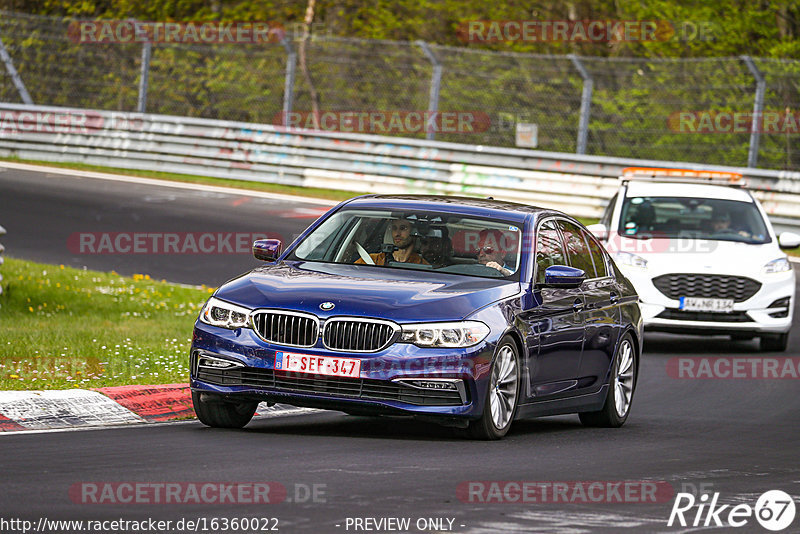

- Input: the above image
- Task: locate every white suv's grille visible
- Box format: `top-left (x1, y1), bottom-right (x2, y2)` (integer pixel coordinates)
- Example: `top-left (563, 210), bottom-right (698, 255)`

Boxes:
top-left (653, 274), bottom-right (761, 303)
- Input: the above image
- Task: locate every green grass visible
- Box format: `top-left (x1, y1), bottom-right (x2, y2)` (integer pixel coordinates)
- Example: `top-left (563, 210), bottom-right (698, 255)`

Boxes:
top-left (0, 156), bottom-right (361, 203)
top-left (0, 257), bottom-right (213, 390)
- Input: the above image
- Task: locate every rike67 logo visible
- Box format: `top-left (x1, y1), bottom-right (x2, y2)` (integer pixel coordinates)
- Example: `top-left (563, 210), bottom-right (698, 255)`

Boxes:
top-left (668, 490), bottom-right (796, 531)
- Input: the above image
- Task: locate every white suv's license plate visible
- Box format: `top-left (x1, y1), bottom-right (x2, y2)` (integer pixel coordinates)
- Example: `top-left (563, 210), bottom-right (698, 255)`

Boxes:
top-left (274, 351), bottom-right (361, 378)
top-left (679, 297), bottom-right (734, 313)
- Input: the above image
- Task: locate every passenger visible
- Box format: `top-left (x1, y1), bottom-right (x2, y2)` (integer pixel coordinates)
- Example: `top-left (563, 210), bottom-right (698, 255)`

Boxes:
top-left (477, 229), bottom-right (513, 276)
top-left (419, 227), bottom-right (452, 266)
top-left (355, 217), bottom-right (429, 266)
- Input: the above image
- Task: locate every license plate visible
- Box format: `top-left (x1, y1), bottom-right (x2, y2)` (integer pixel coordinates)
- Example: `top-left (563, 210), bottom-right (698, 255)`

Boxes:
top-left (679, 297), bottom-right (734, 313)
top-left (274, 351), bottom-right (361, 378)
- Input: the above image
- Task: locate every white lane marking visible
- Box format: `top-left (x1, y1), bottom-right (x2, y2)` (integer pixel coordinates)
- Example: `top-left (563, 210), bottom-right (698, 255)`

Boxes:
top-left (0, 161), bottom-right (336, 206)
top-left (254, 402), bottom-right (322, 418)
top-left (0, 400), bottom-right (321, 435)
top-left (0, 390), bottom-right (144, 429)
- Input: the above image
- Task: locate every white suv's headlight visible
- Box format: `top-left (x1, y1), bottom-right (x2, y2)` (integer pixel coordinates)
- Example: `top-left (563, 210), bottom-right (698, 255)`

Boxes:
top-left (400, 321), bottom-right (490, 348)
top-left (200, 297), bottom-right (252, 329)
top-left (613, 251), bottom-right (649, 269)
top-left (763, 257), bottom-right (792, 274)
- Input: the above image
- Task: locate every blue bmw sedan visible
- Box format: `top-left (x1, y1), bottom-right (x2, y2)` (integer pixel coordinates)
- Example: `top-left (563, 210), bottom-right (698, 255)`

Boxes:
top-left (191, 195), bottom-right (642, 439)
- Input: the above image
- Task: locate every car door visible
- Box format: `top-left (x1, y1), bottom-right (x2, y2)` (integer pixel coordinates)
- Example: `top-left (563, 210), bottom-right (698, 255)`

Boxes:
top-left (558, 220), bottom-right (623, 392)
top-left (521, 218), bottom-right (585, 399)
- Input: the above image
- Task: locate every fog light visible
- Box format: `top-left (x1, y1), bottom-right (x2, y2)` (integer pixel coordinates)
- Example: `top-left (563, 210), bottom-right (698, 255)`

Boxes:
top-left (393, 378), bottom-right (467, 404)
top-left (197, 354), bottom-right (245, 370)
top-left (768, 297), bottom-right (791, 318)
top-left (408, 380), bottom-right (457, 390)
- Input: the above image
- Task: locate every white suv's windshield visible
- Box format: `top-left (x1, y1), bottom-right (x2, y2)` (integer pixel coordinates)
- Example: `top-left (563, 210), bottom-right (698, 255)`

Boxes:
top-left (618, 196), bottom-right (771, 244)
top-left (288, 208), bottom-right (523, 279)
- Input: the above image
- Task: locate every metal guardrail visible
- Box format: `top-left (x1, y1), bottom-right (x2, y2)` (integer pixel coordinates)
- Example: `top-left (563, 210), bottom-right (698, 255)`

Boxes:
top-left (1, 102), bottom-right (800, 223)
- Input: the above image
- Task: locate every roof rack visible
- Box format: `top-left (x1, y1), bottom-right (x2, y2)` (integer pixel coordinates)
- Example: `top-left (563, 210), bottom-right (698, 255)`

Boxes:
top-left (620, 167), bottom-right (745, 187)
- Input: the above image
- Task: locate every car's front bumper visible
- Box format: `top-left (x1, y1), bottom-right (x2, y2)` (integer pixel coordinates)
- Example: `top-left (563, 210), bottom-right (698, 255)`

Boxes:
top-left (190, 321), bottom-right (496, 419)
top-left (619, 266), bottom-right (794, 336)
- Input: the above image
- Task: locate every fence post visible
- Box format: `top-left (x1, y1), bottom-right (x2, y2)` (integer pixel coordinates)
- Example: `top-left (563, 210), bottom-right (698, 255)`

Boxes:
top-left (741, 55), bottom-right (765, 169)
top-left (137, 41), bottom-right (152, 113)
top-left (417, 41), bottom-right (442, 141)
top-left (0, 31), bottom-right (33, 105)
top-left (569, 54), bottom-right (592, 155)
top-left (281, 37), bottom-right (297, 123)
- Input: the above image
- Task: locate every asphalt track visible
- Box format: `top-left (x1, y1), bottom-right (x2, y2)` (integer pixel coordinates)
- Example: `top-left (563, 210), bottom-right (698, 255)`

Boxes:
top-left (1, 165), bottom-right (799, 533)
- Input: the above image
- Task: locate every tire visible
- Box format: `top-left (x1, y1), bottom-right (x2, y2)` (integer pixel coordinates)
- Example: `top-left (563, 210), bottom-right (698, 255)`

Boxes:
top-left (579, 333), bottom-right (637, 428)
top-left (467, 336), bottom-right (520, 440)
top-left (192, 390), bottom-right (257, 429)
top-left (760, 333), bottom-right (789, 352)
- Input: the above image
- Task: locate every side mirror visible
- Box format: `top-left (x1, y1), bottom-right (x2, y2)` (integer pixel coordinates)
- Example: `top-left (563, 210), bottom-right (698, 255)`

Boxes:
top-left (541, 265), bottom-right (586, 289)
top-left (586, 223), bottom-right (608, 241)
top-left (778, 232), bottom-right (800, 250)
top-left (253, 239), bottom-right (282, 262)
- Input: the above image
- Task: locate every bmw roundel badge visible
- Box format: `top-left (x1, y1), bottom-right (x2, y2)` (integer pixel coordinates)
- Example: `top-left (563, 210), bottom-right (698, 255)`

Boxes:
top-left (320, 302), bottom-right (335, 311)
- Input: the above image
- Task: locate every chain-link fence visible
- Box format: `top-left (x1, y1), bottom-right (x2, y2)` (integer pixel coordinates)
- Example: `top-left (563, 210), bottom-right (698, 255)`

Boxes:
top-left (1, 11), bottom-right (799, 171)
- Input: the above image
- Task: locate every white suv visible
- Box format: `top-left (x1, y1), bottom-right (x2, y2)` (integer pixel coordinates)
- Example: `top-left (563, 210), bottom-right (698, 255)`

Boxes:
top-left (589, 168), bottom-right (800, 351)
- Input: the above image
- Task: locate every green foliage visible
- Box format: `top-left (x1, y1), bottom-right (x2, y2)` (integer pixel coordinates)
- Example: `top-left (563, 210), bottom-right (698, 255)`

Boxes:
top-left (1, 2), bottom-right (798, 169)
top-left (0, 257), bottom-right (212, 390)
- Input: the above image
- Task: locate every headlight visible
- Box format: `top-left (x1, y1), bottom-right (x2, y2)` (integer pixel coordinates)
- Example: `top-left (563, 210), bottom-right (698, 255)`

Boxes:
top-left (400, 321), bottom-right (490, 348)
top-left (763, 257), bottom-right (792, 274)
top-left (613, 251), bottom-right (648, 269)
top-left (200, 297), bottom-right (252, 329)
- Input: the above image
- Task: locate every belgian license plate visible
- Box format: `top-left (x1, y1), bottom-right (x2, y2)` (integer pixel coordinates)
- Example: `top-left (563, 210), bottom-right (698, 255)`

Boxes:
top-left (679, 297), bottom-right (734, 313)
top-left (274, 351), bottom-right (361, 378)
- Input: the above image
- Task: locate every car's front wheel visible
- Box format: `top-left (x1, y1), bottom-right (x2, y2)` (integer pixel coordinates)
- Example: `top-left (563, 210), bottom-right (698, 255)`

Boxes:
top-left (468, 336), bottom-right (520, 440)
top-left (760, 332), bottom-right (789, 352)
top-left (579, 333), bottom-right (637, 428)
top-left (192, 390), bottom-right (258, 428)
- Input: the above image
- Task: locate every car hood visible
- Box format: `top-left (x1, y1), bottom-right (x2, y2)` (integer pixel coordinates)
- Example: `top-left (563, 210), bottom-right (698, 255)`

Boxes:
top-left (613, 238), bottom-right (784, 276)
top-left (214, 261), bottom-right (520, 322)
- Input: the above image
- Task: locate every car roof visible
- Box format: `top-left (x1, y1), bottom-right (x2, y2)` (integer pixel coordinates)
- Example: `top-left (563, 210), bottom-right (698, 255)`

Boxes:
top-left (341, 194), bottom-right (563, 223)
top-left (624, 181), bottom-right (754, 202)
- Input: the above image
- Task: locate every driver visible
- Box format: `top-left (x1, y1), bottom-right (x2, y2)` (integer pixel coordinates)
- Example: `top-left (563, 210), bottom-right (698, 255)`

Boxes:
top-left (710, 212), bottom-right (732, 233)
top-left (355, 217), bottom-right (429, 266)
top-left (477, 229), bottom-right (513, 276)
top-left (710, 211), bottom-right (750, 238)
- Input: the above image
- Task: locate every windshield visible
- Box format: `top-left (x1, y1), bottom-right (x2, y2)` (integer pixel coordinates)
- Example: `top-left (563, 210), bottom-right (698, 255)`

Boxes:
top-left (287, 208), bottom-right (523, 280)
top-left (618, 196), bottom-right (771, 244)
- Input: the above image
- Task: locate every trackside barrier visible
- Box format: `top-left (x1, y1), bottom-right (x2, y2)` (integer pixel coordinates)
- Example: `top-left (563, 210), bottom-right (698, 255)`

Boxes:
top-left (1, 103), bottom-right (800, 223)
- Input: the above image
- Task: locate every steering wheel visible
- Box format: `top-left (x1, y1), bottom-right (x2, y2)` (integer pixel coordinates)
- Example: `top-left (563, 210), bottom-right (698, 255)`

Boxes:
top-left (355, 242), bottom-right (375, 265)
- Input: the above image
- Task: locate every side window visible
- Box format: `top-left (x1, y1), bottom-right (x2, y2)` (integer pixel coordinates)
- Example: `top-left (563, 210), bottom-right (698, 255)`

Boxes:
top-left (557, 220), bottom-right (597, 278)
top-left (600, 193), bottom-right (618, 227)
top-left (535, 219), bottom-right (567, 284)
top-left (584, 231), bottom-right (608, 278)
